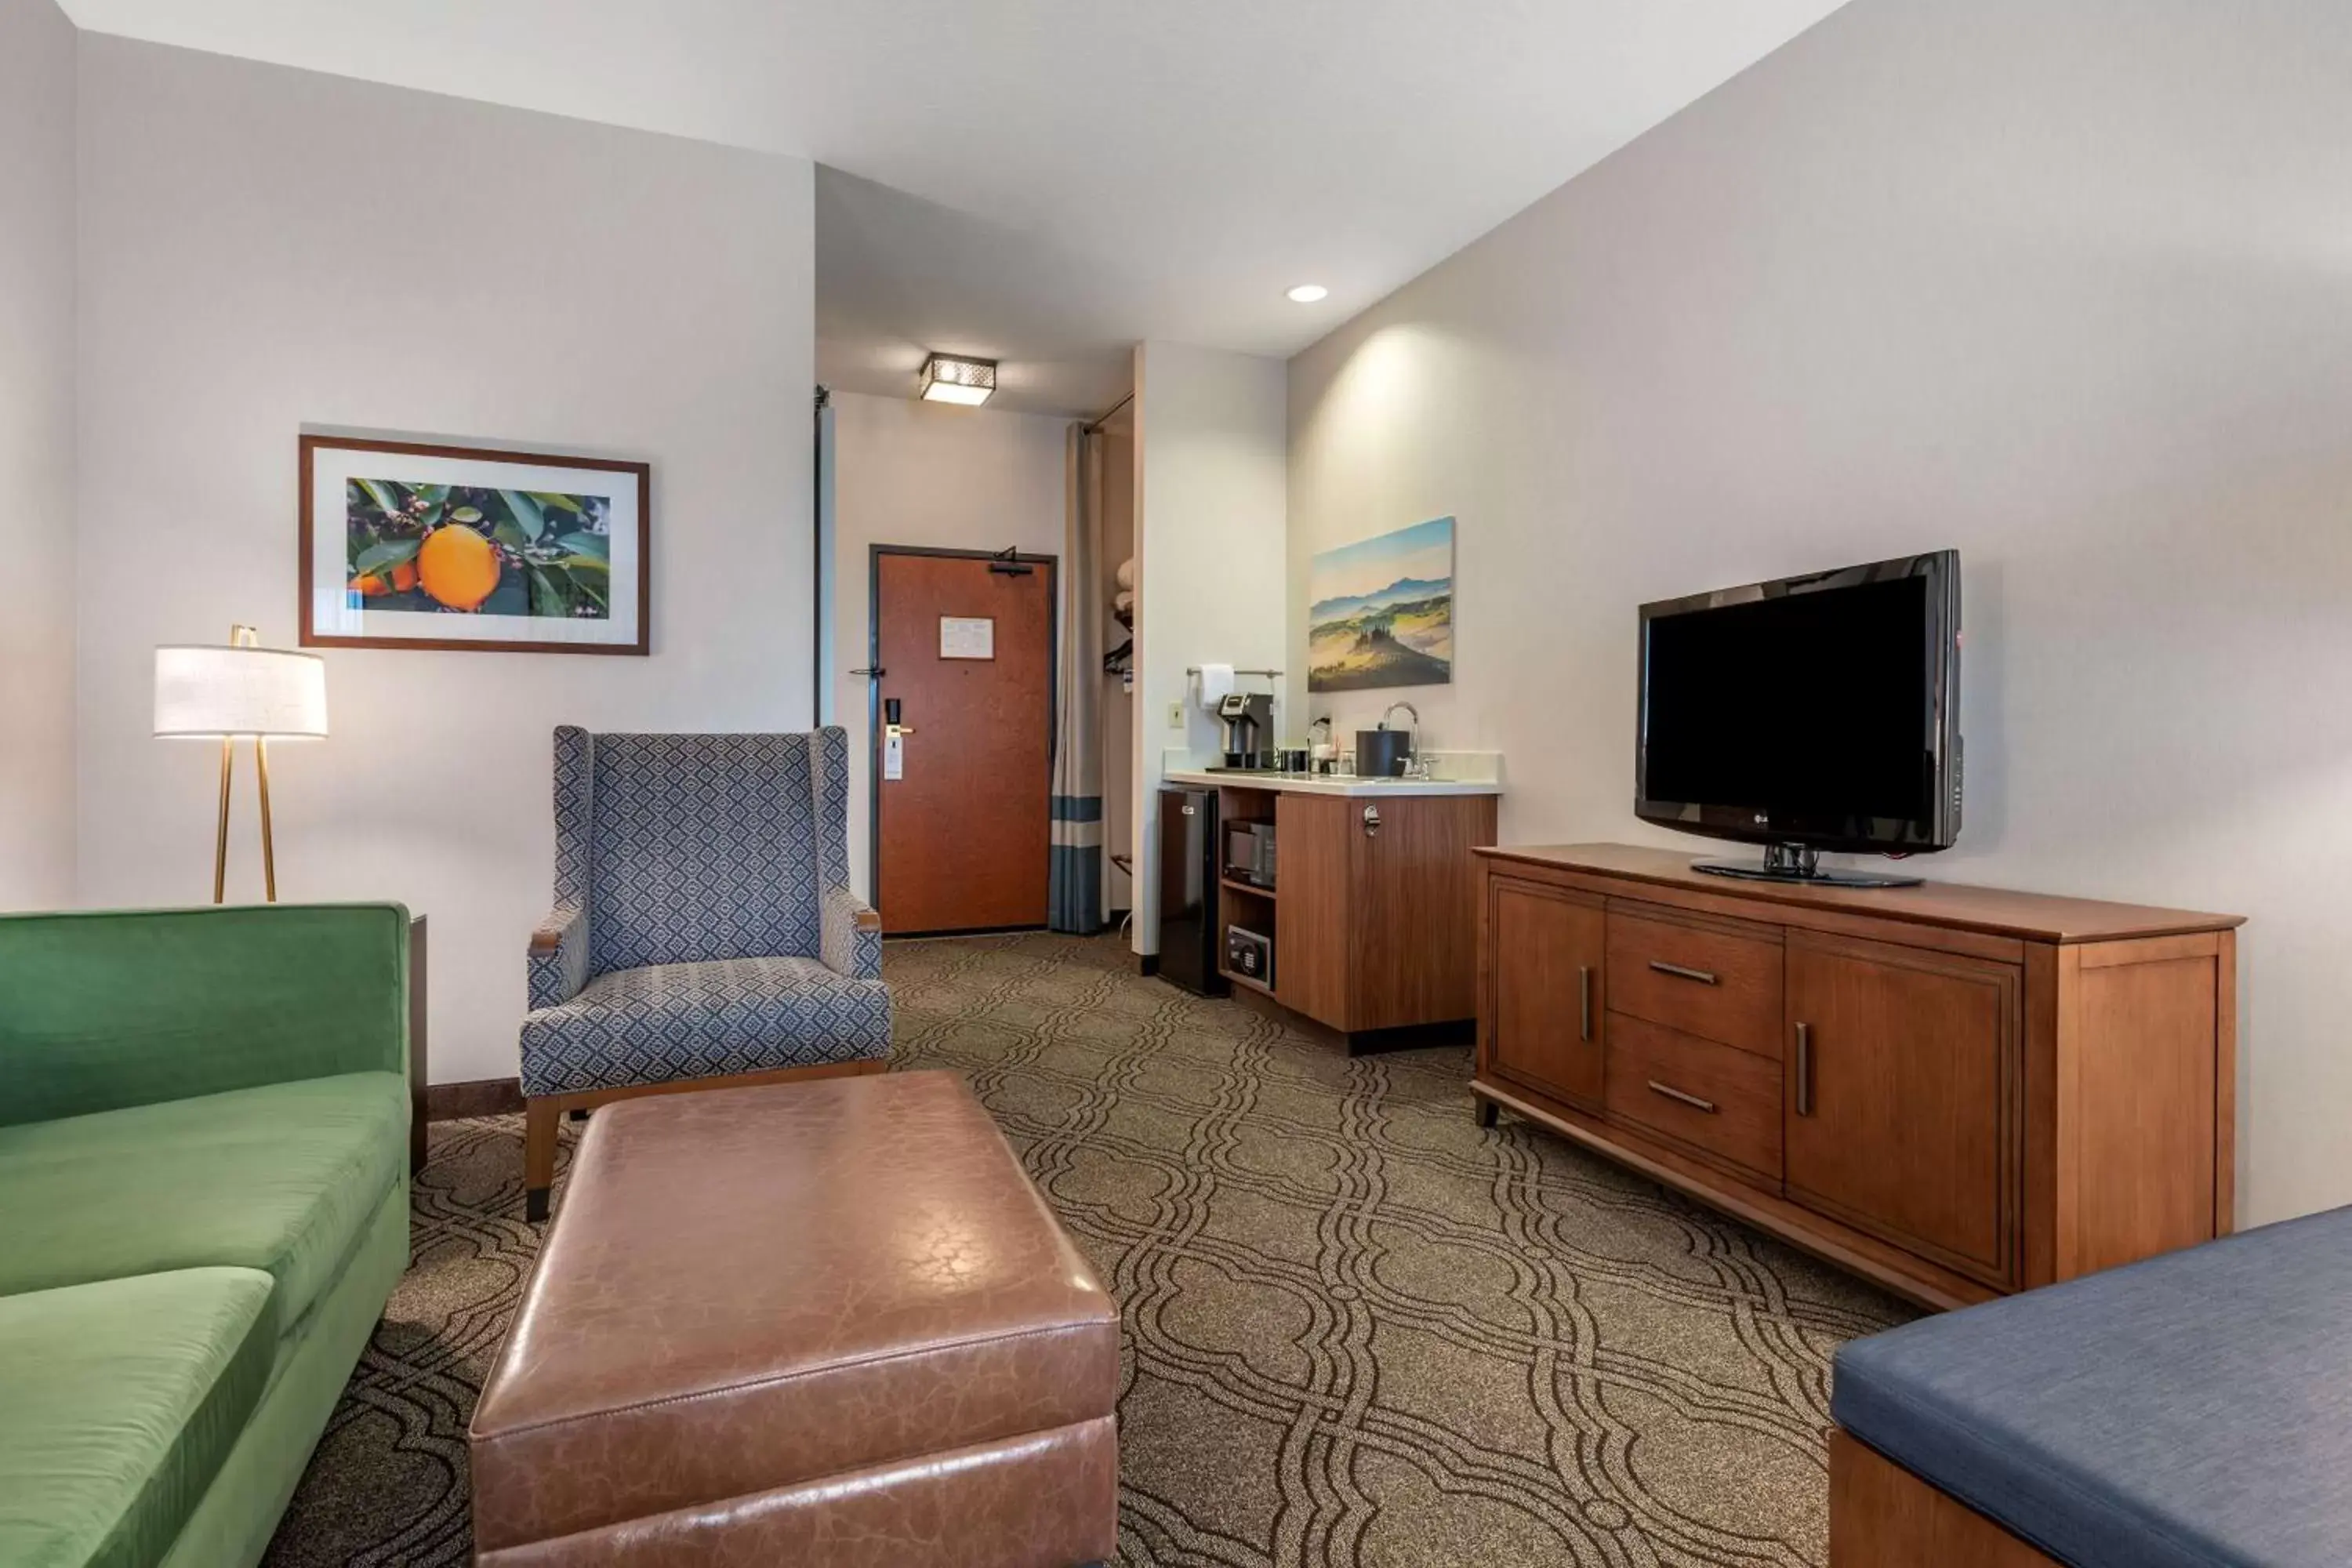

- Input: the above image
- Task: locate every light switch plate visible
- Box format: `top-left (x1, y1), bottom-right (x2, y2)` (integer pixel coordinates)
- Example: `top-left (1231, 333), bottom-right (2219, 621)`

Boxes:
top-left (1167, 702), bottom-right (1185, 730)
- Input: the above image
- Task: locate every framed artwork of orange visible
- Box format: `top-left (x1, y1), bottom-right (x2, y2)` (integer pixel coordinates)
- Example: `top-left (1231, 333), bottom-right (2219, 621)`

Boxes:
top-left (299, 434), bottom-right (650, 655)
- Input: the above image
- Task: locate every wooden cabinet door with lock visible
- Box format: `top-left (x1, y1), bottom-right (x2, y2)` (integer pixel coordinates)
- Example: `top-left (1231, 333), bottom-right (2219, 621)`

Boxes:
top-left (1482, 879), bottom-right (1604, 1112)
top-left (1784, 932), bottom-right (2021, 1290)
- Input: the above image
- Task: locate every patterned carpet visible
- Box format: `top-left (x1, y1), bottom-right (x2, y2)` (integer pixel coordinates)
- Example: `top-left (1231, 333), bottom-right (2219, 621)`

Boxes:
top-left (264, 931), bottom-right (1911, 1566)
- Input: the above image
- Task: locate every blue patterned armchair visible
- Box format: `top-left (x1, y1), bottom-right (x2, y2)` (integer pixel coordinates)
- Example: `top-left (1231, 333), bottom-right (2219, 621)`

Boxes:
top-left (517, 726), bottom-right (889, 1218)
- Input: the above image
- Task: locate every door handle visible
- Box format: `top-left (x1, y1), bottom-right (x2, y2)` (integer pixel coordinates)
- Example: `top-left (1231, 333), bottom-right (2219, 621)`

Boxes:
top-left (1647, 1080), bottom-right (1719, 1115)
top-left (1648, 960), bottom-right (1718, 985)
top-left (1577, 965), bottom-right (1592, 1042)
top-left (1795, 1022), bottom-right (1814, 1117)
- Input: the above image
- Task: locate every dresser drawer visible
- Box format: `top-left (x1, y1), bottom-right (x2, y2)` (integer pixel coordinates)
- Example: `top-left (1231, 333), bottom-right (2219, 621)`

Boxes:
top-left (1606, 906), bottom-right (1784, 1058)
top-left (1605, 1014), bottom-right (1784, 1181)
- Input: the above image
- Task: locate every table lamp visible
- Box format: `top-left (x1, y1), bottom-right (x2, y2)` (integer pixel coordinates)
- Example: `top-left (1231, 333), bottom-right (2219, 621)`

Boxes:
top-left (154, 625), bottom-right (328, 903)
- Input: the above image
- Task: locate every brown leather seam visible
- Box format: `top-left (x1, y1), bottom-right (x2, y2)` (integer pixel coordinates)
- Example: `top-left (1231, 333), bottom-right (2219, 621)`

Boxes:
top-left (475, 1415), bottom-right (1114, 1559)
top-left (477, 1316), bottom-right (1119, 1442)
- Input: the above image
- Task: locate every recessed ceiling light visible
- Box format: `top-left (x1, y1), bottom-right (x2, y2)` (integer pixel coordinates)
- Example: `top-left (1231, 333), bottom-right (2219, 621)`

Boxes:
top-left (1286, 284), bottom-right (1330, 303)
top-left (918, 353), bottom-right (996, 405)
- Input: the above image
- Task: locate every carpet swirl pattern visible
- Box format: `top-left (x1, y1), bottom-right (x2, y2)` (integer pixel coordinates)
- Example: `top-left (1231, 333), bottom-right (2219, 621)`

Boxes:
top-left (264, 931), bottom-right (1910, 1566)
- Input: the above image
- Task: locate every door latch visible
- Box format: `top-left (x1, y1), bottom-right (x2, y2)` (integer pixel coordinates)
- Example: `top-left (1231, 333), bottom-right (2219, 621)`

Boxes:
top-left (1362, 804), bottom-right (1381, 837)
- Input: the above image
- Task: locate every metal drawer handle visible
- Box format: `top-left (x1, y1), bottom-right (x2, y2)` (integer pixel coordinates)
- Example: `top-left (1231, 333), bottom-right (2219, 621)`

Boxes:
top-left (1647, 1080), bottom-right (1719, 1115)
top-left (1648, 960), bottom-right (1719, 985)
top-left (1795, 1022), bottom-right (1814, 1118)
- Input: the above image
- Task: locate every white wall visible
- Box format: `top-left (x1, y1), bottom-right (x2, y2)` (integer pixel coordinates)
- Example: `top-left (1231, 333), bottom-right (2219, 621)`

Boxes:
top-left (1133, 340), bottom-right (1287, 954)
top-left (0, 0), bottom-right (78, 909)
top-left (1287, 0), bottom-right (2352, 1226)
top-left (74, 37), bottom-right (816, 1083)
top-left (827, 390), bottom-right (1069, 898)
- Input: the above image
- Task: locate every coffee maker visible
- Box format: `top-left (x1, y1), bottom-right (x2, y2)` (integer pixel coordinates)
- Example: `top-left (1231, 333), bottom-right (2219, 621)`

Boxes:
top-left (1217, 692), bottom-right (1273, 768)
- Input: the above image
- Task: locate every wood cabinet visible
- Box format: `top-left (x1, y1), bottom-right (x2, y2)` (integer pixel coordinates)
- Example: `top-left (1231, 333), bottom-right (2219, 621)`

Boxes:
top-left (1473, 844), bottom-right (2241, 1310)
top-left (1783, 934), bottom-right (2018, 1290)
top-left (1210, 785), bottom-right (1497, 1051)
top-left (1487, 881), bottom-right (1604, 1110)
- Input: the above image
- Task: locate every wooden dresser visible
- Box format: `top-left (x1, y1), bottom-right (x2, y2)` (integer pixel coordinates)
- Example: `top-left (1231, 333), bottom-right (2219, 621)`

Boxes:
top-left (1473, 844), bottom-right (2241, 1310)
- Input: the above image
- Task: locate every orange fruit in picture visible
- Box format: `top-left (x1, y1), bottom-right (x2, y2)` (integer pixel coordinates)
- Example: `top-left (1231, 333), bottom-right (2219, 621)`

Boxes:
top-left (418, 526), bottom-right (499, 612)
top-left (349, 572), bottom-right (387, 597)
top-left (388, 561), bottom-right (419, 593)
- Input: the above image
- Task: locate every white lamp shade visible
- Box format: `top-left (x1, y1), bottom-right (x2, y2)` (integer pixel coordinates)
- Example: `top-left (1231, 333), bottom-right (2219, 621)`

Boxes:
top-left (154, 645), bottom-right (328, 738)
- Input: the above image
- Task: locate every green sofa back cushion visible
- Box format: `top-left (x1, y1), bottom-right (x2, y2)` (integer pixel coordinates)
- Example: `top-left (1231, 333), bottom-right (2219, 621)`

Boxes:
top-left (0, 904), bottom-right (408, 1128)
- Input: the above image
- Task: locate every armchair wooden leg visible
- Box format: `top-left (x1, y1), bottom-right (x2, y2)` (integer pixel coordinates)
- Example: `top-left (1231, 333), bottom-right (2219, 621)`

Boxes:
top-left (524, 1097), bottom-right (559, 1223)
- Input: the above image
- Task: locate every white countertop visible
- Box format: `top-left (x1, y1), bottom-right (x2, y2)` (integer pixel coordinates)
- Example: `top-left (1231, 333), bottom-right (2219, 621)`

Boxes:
top-left (1163, 768), bottom-right (1501, 799)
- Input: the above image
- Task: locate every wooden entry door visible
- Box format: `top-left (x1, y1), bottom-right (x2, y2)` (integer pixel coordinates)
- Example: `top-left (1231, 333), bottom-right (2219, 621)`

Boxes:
top-left (873, 549), bottom-right (1055, 934)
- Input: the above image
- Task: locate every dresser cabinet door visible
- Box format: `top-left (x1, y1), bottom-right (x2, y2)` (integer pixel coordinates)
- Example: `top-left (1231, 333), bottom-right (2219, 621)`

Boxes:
top-left (1485, 879), bottom-right (1606, 1111)
top-left (1784, 934), bottom-right (2020, 1289)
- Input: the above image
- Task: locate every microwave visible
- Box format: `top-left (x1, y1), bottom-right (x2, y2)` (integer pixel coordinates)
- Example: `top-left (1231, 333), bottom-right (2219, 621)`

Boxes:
top-left (1227, 924), bottom-right (1273, 987)
top-left (1223, 820), bottom-right (1276, 890)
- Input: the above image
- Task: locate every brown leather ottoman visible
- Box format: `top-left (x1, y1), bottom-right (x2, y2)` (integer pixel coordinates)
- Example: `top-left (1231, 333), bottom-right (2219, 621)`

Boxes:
top-left (468, 1070), bottom-right (1120, 1566)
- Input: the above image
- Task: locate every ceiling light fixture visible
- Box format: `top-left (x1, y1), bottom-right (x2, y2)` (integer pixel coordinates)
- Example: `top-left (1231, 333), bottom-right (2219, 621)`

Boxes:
top-left (1286, 284), bottom-right (1329, 303)
top-left (918, 353), bottom-right (997, 406)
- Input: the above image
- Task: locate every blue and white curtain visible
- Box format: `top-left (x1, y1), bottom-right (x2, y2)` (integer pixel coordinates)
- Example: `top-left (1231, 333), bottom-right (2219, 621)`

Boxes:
top-left (1049, 423), bottom-right (1105, 931)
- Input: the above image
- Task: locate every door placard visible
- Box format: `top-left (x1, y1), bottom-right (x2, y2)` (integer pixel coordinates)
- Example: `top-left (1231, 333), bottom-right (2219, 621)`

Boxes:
top-left (939, 615), bottom-right (996, 659)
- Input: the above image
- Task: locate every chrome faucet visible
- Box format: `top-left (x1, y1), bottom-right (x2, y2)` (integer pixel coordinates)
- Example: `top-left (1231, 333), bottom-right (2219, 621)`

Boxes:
top-left (1381, 702), bottom-right (1432, 779)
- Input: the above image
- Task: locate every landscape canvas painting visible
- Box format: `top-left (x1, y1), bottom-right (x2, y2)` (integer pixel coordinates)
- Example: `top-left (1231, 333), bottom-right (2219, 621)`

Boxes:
top-left (300, 436), bottom-right (650, 655)
top-left (1308, 516), bottom-right (1454, 691)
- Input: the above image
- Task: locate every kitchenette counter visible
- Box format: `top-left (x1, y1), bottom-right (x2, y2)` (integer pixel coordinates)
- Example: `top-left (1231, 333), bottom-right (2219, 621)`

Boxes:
top-left (1163, 768), bottom-right (1501, 799)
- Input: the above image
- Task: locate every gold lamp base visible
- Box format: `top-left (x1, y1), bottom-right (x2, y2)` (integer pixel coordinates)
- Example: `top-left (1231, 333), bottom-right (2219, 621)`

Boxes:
top-left (210, 625), bottom-right (279, 906)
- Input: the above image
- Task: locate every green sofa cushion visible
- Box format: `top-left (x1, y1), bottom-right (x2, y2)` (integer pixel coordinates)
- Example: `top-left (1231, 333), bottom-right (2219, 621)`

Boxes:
top-left (0, 1268), bottom-right (276, 1568)
top-left (0, 1073), bottom-right (406, 1339)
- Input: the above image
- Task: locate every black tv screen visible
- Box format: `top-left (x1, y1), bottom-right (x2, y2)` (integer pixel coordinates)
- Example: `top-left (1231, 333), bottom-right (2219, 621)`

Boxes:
top-left (1638, 551), bottom-right (1960, 855)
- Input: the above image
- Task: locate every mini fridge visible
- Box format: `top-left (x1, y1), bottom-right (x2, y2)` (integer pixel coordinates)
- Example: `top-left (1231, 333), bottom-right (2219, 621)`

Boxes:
top-left (1156, 786), bottom-right (1226, 996)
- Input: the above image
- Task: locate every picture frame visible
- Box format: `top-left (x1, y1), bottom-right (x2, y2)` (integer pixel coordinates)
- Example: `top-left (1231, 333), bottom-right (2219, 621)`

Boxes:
top-left (298, 434), bottom-right (651, 655)
top-left (1307, 515), bottom-right (1454, 692)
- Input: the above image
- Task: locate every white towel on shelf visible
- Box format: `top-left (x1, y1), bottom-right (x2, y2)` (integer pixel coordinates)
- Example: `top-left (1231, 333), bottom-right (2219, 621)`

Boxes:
top-left (1115, 557), bottom-right (1136, 590)
top-left (1113, 589), bottom-right (1134, 615)
top-left (1196, 662), bottom-right (1235, 710)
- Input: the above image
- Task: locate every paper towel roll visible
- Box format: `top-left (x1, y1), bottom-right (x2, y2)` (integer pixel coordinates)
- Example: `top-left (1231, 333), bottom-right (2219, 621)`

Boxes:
top-left (1196, 662), bottom-right (1236, 710)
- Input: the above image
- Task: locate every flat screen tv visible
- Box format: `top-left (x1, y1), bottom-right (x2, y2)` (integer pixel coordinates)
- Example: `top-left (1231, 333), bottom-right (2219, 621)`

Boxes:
top-left (1637, 550), bottom-right (1961, 887)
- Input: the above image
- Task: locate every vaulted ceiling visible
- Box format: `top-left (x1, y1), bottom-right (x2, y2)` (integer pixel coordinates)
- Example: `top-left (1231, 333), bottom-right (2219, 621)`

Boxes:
top-left (60, 0), bottom-right (1849, 414)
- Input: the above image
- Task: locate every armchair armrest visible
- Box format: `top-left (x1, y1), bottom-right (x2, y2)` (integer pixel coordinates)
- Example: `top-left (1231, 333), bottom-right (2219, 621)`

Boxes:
top-left (527, 904), bottom-right (590, 1010)
top-left (821, 885), bottom-right (884, 981)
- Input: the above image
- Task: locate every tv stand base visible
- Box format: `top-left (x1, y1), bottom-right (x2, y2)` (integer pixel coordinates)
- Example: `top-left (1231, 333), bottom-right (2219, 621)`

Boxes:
top-left (1692, 841), bottom-right (1923, 888)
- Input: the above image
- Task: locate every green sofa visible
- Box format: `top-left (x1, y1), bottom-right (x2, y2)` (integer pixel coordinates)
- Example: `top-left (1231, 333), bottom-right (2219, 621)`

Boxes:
top-left (0, 905), bottom-right (412, 1568)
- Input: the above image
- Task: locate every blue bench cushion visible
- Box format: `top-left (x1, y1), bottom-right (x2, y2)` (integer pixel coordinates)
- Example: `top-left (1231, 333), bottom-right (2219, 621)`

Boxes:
top-left (1832, 1205), bottom-right (2352, 1568)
